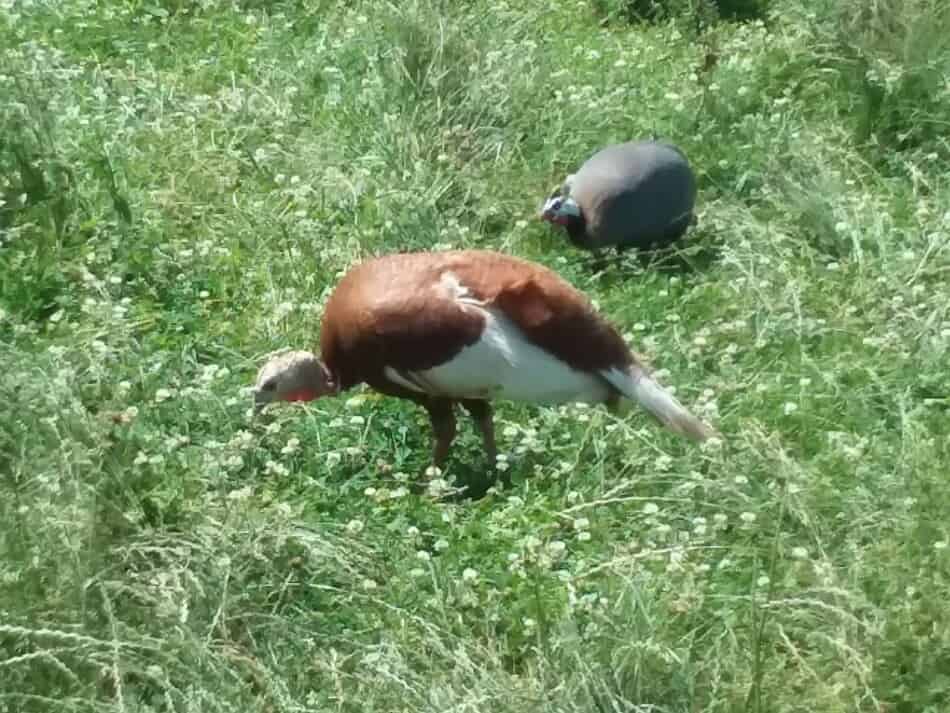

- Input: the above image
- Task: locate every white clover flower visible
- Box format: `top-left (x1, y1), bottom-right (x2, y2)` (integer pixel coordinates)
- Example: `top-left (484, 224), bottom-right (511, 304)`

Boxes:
top-left (229, 431), bottom-right (254, 449)
top-left (462, 568), bottom-right (478, 582)
top-left (274, 301), bottom-right (295, 320)
top-left (427, 478), bottom-right (450, 495)
top-left (573, 517), bottom-right (590, 531)
top-left (434, 539), bottom-right (449, 552)
top-left (281, 437), bottom-right (300, 455)
top-left (643, 502), bottom-right (660, 515)
top-left (345, 519), bottom-right (364, 534)
top-left (227, 486), bottom-right (252, 501)
top-left (155, 388), bottom-right (173, 403)
top-left (416, 550), bottom-right (431, 562)
top-left (264, 460), bottom-right (289, 477)
top-left (740, 512), bottom-right (757, 524)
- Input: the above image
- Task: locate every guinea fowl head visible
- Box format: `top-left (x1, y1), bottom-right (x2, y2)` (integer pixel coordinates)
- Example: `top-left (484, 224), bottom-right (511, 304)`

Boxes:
top-left (539, 194), bottom-right (582, 227)
top-left (252, 350), bottom-right (336, 416)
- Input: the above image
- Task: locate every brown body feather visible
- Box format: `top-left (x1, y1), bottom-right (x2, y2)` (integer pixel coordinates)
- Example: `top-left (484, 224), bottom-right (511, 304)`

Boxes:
top-left (319, 249), bottom-right (633, 394)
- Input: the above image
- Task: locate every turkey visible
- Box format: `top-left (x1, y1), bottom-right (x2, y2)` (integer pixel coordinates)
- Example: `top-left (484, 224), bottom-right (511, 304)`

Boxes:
top-left (540, 140), bottom-right (697, 255)
top-left (251, 249), bottom-right (717, 475)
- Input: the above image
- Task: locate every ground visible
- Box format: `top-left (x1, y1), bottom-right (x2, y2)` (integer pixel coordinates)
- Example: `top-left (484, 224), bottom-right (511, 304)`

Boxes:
top-left (1, 0), bottom-right (949, 711)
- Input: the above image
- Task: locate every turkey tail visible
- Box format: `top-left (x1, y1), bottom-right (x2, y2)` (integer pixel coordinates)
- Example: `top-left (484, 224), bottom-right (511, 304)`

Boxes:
top-left (601, 365), bottom-right (717, 443)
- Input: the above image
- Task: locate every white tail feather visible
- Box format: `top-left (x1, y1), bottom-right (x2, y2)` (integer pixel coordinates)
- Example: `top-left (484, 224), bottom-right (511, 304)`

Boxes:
top-left (601, 366), bottom-right (717, 442)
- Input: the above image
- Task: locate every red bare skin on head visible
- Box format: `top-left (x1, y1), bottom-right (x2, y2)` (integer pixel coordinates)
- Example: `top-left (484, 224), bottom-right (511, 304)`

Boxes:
top-left (285, 388), bottom-right (318, 403)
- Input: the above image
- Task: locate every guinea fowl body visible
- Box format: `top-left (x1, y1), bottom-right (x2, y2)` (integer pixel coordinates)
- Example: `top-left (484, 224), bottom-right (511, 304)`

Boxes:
top-left (252, 249), bottom-right (716, 477)
top-left (543, 140), bottom-right (697, 252)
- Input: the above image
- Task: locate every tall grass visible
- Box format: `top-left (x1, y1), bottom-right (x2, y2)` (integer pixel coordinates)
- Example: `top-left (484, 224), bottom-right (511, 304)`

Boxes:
top-left (1, 0), bottom-right (949, 711)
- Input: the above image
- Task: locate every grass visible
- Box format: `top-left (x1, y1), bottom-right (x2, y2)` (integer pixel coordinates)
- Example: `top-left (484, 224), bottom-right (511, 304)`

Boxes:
top-left (1, 0), bottom-right (949, 711)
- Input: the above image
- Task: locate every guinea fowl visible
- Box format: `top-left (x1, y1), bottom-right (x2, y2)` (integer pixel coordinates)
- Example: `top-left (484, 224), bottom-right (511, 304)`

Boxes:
top-left (251, 249), bottom-right (716, 473)
top-left (540, 140), bottom-right (697, 255)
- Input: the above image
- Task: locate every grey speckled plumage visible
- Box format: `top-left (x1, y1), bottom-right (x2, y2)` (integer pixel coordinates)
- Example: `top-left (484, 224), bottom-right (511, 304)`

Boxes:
top-left (543, 140), bottom-right (698, 252)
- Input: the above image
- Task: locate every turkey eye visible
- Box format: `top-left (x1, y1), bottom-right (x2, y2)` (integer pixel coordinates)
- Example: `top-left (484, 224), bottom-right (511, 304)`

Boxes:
top-left (262, 380), bottom-right (277, 392)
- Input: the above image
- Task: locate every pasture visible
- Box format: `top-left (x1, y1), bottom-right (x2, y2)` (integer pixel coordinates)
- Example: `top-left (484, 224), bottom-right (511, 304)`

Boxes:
top-left (1, 0), bottom-right (949, 711)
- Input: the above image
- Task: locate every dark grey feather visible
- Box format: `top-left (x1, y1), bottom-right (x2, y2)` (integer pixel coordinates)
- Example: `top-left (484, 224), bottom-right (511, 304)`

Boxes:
top-left (569, 140), bottom-right (697, 250)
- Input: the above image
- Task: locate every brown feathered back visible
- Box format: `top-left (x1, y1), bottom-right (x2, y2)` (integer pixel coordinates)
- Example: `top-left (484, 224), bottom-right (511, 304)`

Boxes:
top-left (318, 250), bottom-right (634, 393)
